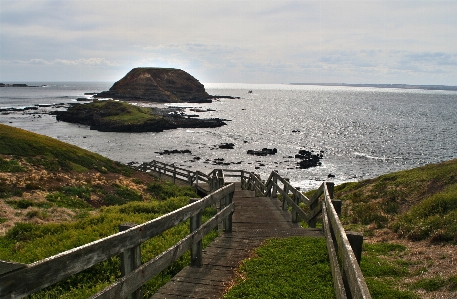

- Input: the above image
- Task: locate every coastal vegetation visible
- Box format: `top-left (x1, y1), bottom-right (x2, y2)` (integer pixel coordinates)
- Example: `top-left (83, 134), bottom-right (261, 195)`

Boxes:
top-left (53, 100), bottom-right (226, 132)
top-left (1, 123), bottom-right (456, 298)
top-left (224, 159), bottom-right (457, 299)
top-left (0, 124), bottom-right (216, 297)
top-left (331, 159), bottom-right (456, 298)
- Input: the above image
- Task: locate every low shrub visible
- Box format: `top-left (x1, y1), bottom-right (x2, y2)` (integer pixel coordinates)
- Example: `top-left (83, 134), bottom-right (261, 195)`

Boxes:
top-left (0, 157), bottom-right (26, 172)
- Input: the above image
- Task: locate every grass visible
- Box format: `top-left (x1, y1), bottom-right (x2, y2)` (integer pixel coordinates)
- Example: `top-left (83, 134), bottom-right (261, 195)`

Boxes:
top-left (223, 237), bottom-right (335, 299)
top-left (0, 124), bottom-right (219, 298)
top-left (0, 192), bottom-right (218, 298)
top-left (0, 124), bottom-right (130, 174)
top-left (65, 100), bottom-right (161, 126)
top-left (223, 238), bottom-right (418, 299)
top-left (335, 158), bottom-right (457, 243)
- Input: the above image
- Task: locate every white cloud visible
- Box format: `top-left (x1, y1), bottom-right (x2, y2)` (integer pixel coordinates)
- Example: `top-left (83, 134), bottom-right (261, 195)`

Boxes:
top-left (11, 58), bottom-right (119, 66)
top-left (1, 0), bottom-right (457, 84)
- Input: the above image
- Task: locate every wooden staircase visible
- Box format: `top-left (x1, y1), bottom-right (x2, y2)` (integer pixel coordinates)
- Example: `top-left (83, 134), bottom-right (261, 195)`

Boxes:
top-left (150, 182), bottom-right (323, 298)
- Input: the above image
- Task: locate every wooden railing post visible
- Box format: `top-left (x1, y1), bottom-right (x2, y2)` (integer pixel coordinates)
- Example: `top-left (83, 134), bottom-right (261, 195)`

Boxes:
top-left (119, 223), bottom-right (142, 299)
top-left (291, 193), bottom-right (299, 223)
top-left (326, 181), bottom-right (334, 200)
top-left (272, 174), bottom-right (277, 198)
top-left (346, 231), bottom-right (363, 265)
top-left (224, 192), bottom-right (234, 232)
top-left (189, 199), bottom-right (202, 267)
top-left (282, 180), bottom-right (289, 211)
top-left (173, 165), bottom-right (176, 184)
top-left (187, 170), bottom-right (192, 185)
top-left (342, 231), bottom-right (364, 298)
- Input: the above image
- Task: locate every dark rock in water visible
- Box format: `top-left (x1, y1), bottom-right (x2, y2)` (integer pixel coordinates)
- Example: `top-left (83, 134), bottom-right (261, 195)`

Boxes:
top-left (295, 149), bottom-right (324, 169)
top-left (247, 148), bottom-right (277, 156)
top-left (218, 143), bottom-right (235, 149)
top-left (95, 67), bottom-right (211, 103)
top-left (327, 173), bottom-right (335, 178)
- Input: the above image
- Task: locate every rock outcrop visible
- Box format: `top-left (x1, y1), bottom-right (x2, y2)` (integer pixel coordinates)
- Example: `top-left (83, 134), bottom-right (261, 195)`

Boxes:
top-left (95, 67), bottom-right (211, 103)
top-left (53, 100), bottom-right (226, 132)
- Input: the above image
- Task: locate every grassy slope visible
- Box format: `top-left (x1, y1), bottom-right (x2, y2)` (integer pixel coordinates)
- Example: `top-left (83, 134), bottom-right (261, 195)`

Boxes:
top-left (225, 160), bottom-right (457, 299)
top-left (0, 124), bottom-right (214, 298)
top-left (333, 159), bottom-right (457, 298)
top-left (0, 123), bottom-right (129, 173)
top-left (334, 158), bottom-right (457, 242)
top-left (78, 100), bottom-right (161, 125)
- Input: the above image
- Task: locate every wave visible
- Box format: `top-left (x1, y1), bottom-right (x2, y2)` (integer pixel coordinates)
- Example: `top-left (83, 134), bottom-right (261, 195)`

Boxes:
top-left (353, 152), bottom-right (388, 161)
top-left (353, 152), bottom-right (403, 161)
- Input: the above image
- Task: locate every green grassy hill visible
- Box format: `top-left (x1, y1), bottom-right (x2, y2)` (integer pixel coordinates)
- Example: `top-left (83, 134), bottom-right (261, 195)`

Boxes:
top-left (0, 124), bottom-right (212, 298)
top-left (332, 159), bottom-right (457, 298)
top-left (334, 158), bottom-right (457, 243)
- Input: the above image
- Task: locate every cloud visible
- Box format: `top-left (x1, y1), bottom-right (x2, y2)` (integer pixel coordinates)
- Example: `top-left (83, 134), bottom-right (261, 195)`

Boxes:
top-left (11, 58), bottom-right (119, 66)
top-left (1, 1), bottom-right (457, 84)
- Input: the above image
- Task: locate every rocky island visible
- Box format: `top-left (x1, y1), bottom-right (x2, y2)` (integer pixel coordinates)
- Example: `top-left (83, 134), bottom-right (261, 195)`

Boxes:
top-left (53, 100), bottom-right (226, 132)
top-left (95, 67), bottom-right (211, 103)
top-left (52, 67), bottom-right (229, 132)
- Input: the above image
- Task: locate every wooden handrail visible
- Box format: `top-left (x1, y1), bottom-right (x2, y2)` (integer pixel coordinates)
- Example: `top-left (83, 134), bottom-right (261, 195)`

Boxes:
top-left (323, 184), bottom-right (371, 299)
top-left (0, 183), bottom-right (235, 299)
top-left (243, 170), bottom-right (371, 299)
top-left (1, 160), bottom-right (371, 299)
top-left (134, 162), bottom-right (371, 298)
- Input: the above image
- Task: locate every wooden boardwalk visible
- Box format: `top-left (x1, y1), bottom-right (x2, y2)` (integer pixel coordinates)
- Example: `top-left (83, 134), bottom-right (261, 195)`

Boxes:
top-left (150, 182), bottom-right (323, 299)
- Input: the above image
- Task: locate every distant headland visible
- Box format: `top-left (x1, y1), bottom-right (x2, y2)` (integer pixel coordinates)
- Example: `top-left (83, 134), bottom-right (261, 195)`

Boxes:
top-left (290, 83), bottom-right (457, 91)
top-left (0, 83), bottom-right (42, 87)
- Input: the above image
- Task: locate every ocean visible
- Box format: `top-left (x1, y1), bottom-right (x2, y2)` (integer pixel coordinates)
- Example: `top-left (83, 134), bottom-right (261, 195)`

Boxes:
top-left (1, 82), bottom-right (457, 191)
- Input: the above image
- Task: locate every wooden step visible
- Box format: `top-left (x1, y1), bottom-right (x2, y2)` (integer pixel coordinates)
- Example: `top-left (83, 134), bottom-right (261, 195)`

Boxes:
top-left (150, 184), bottom-right (323, 299)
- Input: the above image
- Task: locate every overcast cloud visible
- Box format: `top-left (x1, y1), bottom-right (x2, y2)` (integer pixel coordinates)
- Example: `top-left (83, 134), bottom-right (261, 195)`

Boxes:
top-left (1, 0), bottom-right (456, 84)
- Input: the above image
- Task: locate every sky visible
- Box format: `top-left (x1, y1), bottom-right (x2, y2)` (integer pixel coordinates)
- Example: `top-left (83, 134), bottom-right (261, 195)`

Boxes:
top-left (0, 0), bottom-right (456, 85)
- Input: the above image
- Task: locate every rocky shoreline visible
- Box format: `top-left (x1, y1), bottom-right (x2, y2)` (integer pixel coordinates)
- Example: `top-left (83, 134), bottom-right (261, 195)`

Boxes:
top-left (52, 101), bottom-right (227, 132)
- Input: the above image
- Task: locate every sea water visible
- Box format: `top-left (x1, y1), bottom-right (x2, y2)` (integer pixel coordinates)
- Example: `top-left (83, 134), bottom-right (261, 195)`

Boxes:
top-left (1, 82), bottom-right (456, 190)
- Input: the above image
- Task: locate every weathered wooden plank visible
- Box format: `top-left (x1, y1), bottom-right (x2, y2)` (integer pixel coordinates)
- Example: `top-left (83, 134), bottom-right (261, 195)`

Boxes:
top-left (90, 204), bottom-right (234, 299)
top-left (324, 186), bottom-right (371, 299)
top-left (0, 261), bottom-right (26, 276)
top-left (154, 280), bottom-right (226, 298)
top-left (322, 203), bottom-right (347, 299)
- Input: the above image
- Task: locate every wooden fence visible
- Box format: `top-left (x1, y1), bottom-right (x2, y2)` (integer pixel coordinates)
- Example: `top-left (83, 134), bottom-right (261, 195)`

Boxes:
top-left (116, 162), bottom-right (372, 298)
top-left (1, 161), bottom-right (371, 299)
top-left (0, 183), bottom-right (235, 299)
top-left (243, 170), bottom-right (371, 299)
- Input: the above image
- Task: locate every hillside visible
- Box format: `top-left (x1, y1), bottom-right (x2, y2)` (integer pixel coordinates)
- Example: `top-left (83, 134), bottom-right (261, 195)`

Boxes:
top-left (330, 159), bottom-right (457, 298)
top-left (0, 123), bottom-right (209, 297)
top-left (95, 67), bottom-right (210, 103)
top-left (0, 124), bottom-right (195, 234)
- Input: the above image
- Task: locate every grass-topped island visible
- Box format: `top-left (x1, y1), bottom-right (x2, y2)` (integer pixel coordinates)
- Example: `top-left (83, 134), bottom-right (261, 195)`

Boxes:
top-left (52, 100), bottom-right (226, 132)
